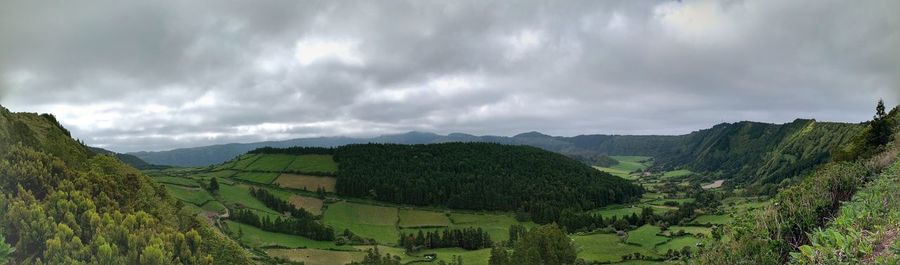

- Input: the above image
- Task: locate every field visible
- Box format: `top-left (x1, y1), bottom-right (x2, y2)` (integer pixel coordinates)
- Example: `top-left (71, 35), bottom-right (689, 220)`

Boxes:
top-left (399, 209), bottom-right (451, 228)
top-left (662, 226), bottom-right (711, 237)
top-left (226, 220), bottom-right (353, 249)
top-left (273, 174), bottom-right (337, 192)
top-left (430, 248), bottom-right (492, 265)
top-left (244, 154), bottom-right (296, 171)
top-left (662, 169), bottom-right (693, 179)
top-left (267, 248), bottom-right (365, 265)
top-left (153, 176), bottom-right (199, 187)
top-left (592, 205), bottom-right (643, 218)
top-left (323, 201), bottom-right (400, 244)
top-left (573, 233), bottom-right (656, 263)
top-left (626, 225), bottom-right (668, 247)
top-left (217, 184), bottom-right (278, 214)
top-left (656, 236), bottom-right (704, 253)
top-left (163, 185), bottom-right (213, 205)
top-left (449, 212), bottom-right (537, 242)
top-left (286, 154), bottom-right (339, 173)
top-left (691, 214), bottom-right (732, 225)
top-left (233, 171), bottom-right (280, 184)
top-left (231, 154), bottom-right (261, 170)
top-left (594, 156), bottom-right (652, 179)
top-left (288, 195), bottom-right (324, 215)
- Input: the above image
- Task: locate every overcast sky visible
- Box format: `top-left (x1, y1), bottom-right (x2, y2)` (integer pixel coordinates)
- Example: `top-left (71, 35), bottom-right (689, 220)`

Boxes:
top-left (1, 0), bottom-right (898, 152)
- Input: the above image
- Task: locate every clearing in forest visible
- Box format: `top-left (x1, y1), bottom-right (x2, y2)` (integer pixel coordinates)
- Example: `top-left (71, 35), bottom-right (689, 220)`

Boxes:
top-left (288, 195), bottom-right (324, 215)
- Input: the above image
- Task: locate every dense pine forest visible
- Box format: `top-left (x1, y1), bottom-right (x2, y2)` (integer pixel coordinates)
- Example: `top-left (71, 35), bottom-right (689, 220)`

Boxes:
top-left (0, 106), bottom-right (252, 264)
top-left (251, 143), bottom-right (645, 224)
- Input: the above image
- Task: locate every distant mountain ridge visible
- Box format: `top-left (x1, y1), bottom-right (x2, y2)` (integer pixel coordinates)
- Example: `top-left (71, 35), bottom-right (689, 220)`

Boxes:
top-left (130, 119), bottom-right (863, 185)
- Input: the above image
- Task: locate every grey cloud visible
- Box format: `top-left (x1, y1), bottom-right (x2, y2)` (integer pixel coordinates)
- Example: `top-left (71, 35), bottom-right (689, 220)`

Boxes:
top-left (1, 0), bottom-right (898, 152)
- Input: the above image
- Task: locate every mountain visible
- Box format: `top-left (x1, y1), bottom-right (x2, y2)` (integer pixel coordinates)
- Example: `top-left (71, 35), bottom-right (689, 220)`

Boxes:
top-left (0, 105), bottom-right (252, 264)
top-left (87, 146), bottom-right (168, 170)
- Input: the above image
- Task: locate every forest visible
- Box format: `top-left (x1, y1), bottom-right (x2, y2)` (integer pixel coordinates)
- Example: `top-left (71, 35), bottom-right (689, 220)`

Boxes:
top-left (251, 143), bottom-right (645, 224)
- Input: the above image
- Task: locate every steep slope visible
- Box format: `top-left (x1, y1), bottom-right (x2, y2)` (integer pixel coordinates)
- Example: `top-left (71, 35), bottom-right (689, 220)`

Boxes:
top-left (652, 119), bottom-right (862, 184)
top-left (0, 106), bottom-right (251, 264)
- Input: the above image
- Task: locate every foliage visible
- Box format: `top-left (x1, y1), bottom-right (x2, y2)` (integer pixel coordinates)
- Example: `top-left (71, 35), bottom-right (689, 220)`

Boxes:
top-left (345, 247), bottom-right (402, 265)
top-left (230, 208), bottom-right (334, 241)
top-left (789, 155), bottom-right (900, 264)
top-left (496, 224), bottom-right (576, 265)
top-left (399, 227), bottom-right (492, 251)
top-left (0, 106), bottom-right (251, 264)
top-left (0, 233), bottom-right (13, 264)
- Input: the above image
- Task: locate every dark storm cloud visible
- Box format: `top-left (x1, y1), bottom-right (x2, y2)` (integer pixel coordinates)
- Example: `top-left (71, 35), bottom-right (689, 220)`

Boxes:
top-left (1, 0), bottom-right (897, 152)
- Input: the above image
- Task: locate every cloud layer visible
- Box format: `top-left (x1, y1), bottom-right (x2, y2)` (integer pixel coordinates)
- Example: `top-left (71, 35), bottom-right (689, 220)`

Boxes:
top-left (1, 0), bottom-right (898, 152)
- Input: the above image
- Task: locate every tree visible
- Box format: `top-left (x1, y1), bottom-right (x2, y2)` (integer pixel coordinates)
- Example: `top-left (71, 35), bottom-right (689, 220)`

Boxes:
top-left (506, 224), bottom-right (577, 265)
top-left (488, 247), bottom-right (510, 265)
top-left (0, 233), bottom-right (14, 264)
top-left (868, 99), bottom-right (893, 148)
top-left (208, 177), bottom-right (220, 194)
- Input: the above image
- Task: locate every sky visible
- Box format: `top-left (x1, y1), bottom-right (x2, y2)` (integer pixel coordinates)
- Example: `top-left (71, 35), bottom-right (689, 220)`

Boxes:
top-left (1, 0), bottom-right (898, 153)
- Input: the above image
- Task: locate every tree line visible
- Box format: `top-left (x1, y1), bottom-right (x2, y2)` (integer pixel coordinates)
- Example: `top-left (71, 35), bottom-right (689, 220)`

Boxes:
top-left (249, 187), bottom-right (314, 219)
top-left (399, 227), bottom-right (493, 251)
top-left (231, 209), bottom-right (335, 241)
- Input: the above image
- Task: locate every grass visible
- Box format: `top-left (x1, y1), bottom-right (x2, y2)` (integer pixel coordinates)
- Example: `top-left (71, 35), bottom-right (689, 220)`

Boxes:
top-left (573, 233), bottom-right (656, 263)
top-left (323, 201), bottom-right (400, 244)
top-left (245, 154), bottom-right (296, 171)
top-left (626, 225), bottom-right (668, 247)
top-left (231, 154), bottom-right (262, 170)
top-left (288, 195), bottom-right (324, 215)
top-left (398, 209), bottom-right (451, 228)
top-left (225, 220), bottom-right (352, 250)
top-left (164, 185), bottom-right (213, 205)
top-left (285, 154), bottom-right (339, 173)
top-left (217, 184), bottom-right (278, 214)
top-left (656, 236), bottom-right (703, 254)
top-left (593, 156), bottom-right (652, 179)
top-left (201, 200), bottom-right (227, 213)
top-left (662, 226), bottom-right (711, 237)
top-left (662, 169), bottom-right (693, 179)
top-left (192, 170), bottom-right (237, 180)
top-left (592, 205), bottom-right (643, 219)
top-left (691, 214), bottom-right (732, 225)
top-left (429, 248), bottom-right (492, 265)
top-left (233, 171), bottom-right (280, 184)
top-left (273, 174), bottom-right (337, 192)
top-left (152, 176), bottom-right (199, 187)
top-left (448, 212), bottom-right (537, 242)
top-left (267, 248), bottom-right (365, 265)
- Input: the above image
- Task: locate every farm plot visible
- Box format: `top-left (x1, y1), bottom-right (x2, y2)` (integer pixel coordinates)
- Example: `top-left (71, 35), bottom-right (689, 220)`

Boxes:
top-left (273, 174), bottom-right (336, 192)
top-left (285, 154), bottom-right (338, 173)
top-left (244, 154), bottom-right (296, 171)
top-left (691, 214), bottom-right (732, 225)
top-left (573, 233), bottom-right (656, 263)
top-left (661, 226), bottom-right (711, 237)
top-left (230, 154), bottom-right (262, 170)
top-left (398, 209), bottom-right (451, 228)
top-left (626, 225), bottom-right (669, 247)
top-left (152, 176), bottom-right (199, 187)
top-left (323, 201), bottom-right (400, 244)
top-left (656, 236), bottom-right (704, 254)
top-left (448, 213), bottom-right (537, 242)
top-left (234, 172), bottom-right (280, 184)
top-left (226, 221), bottom-right (351, 250)
top-left (217, 184), bottom-right (278, 214)
top-left (164, 185), bottom-right (213, 206)
top-left (289, 195), bottom-right (324, 215)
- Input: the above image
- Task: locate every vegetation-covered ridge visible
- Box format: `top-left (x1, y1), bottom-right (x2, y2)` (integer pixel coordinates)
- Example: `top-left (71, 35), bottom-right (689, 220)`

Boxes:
top-left (695, 102), bottom-right (899, 264)
top-left (250, 143), bottom-right (645, 224)
top-left (0, 105), bottom-right (252, 264)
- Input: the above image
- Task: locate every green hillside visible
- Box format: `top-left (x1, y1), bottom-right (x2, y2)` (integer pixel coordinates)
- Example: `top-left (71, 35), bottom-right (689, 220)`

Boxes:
top-left (0, 105), bottom-right (252, 264)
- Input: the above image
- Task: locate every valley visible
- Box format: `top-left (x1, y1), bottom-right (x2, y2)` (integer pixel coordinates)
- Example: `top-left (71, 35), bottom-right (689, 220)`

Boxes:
top-left (148, 151), bottom-right (770, 264)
